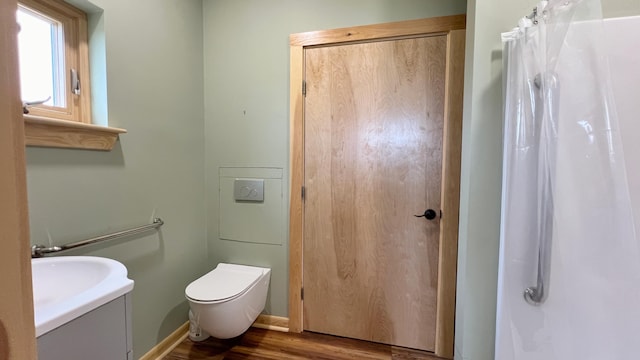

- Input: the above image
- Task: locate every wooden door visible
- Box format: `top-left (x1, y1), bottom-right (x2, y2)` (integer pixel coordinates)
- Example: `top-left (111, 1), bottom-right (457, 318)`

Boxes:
top-left (0, 0), bottom-right (38, 358)
top-left (302, 36), bottom-right (447, 351)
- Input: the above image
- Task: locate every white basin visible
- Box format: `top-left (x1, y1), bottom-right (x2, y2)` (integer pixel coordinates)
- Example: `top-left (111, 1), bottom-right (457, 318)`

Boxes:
top-left (31, 256), bottom-right (134, 337)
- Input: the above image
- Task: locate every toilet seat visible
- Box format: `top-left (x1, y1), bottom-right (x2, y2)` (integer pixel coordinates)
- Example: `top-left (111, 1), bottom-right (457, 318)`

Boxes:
top-left (185, 263), bottom-right (264, 303)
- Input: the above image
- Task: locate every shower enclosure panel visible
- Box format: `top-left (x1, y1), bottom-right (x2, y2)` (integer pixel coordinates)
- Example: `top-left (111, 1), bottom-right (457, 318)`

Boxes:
top-left (496, 14), bottom-right (640, 360)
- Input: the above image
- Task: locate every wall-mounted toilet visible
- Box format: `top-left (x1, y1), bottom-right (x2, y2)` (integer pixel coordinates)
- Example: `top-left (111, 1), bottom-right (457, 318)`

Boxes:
top-left (185, 263), bottom-right (271, 340)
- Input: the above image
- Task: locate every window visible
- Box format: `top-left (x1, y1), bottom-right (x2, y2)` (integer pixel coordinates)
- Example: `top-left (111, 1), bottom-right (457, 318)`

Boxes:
top-left (16, 0), bottom-right (125, 151)
top-left (17, 7), bottom-right (64, 108)
top-left (17, 0), bottom-right (90, 123)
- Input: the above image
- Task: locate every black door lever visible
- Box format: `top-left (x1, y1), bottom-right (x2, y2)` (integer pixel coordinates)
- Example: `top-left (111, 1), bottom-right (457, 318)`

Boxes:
top-left (414, 209), bottom-right (437, 220)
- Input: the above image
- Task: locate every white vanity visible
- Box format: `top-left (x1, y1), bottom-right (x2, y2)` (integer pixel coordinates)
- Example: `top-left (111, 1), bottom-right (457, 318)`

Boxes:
top-left (32, 256), bottom-right (134, 360)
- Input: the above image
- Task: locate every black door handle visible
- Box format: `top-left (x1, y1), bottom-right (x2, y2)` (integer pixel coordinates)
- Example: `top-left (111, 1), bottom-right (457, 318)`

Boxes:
top-left (414, 209), bottom-right (437, 220)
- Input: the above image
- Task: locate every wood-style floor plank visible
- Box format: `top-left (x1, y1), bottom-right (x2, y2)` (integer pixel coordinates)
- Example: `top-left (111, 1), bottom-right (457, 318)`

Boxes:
top-left (163, 328), bottom-right (447, 360)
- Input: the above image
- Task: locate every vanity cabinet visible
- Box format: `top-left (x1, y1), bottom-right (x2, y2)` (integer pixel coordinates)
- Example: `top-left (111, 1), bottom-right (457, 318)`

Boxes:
top-left (37, 294), bottom-right (133, 360)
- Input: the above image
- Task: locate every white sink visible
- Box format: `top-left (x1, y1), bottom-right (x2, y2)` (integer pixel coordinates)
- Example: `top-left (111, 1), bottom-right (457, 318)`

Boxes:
top-left (31, 256), bottom-right (134, 337)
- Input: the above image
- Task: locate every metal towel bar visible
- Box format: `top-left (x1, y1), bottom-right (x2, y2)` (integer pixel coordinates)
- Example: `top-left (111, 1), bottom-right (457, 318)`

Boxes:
top-left (31, 218), bottom-right (164, 258)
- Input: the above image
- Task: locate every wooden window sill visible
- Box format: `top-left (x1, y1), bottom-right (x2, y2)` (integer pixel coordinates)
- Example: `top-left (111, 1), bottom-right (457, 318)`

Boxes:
top-left (24, 115), bottom-right (126, 151)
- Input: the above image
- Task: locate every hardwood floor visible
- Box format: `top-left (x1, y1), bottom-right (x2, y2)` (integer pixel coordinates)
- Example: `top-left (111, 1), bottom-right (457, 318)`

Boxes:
top-left (163, 328), bottom-right (447, 360)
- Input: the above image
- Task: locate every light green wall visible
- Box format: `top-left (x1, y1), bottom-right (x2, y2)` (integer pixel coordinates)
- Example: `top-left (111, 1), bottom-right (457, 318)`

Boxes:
top-left (23, 0), bottom-right (637, 357)
top-left (455, 1), bottom-right (531, 358)
top-left (603, 0), bottom-right (640, 17)
top-left (25, 0), bottom-right (206, 357)
top-left (202, 0), bottom-right (467, 318)
top-left (456, 1), bottom-right (640, 359)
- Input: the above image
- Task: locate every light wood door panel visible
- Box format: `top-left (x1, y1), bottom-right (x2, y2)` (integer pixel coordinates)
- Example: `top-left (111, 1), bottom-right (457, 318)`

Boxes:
top-left (0, 0), bottom-right (38, 358)
top-left (303, 36), bottom-right (447, 351)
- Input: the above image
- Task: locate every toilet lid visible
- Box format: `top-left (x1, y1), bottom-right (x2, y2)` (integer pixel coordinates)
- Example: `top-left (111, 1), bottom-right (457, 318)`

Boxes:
top-left (186, 264), bottom-right (263, 302)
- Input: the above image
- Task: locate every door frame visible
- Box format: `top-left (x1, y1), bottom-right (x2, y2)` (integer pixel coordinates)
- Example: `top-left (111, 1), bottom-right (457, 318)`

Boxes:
top-left (0, 0), bottom-right (38, 358)
top-left (288, 15), bottom-right (466, 359)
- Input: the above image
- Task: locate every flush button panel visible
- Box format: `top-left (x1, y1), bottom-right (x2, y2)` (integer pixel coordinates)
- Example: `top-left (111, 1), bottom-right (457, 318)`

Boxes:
top-left (233, 179), bottom-right (264, 202)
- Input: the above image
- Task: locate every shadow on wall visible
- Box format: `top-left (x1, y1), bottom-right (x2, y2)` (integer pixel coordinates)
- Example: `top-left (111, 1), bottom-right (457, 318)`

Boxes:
top-left (378, 1), bottom-right (466, 22)
top-left (62, 228), bottom-right (166, 274)
top-left (120, 231), bottom-right (167, 274)
top-left (157, 300), bottom-right (190, 343)
top-left (25, 140), bottom-right (125, 167)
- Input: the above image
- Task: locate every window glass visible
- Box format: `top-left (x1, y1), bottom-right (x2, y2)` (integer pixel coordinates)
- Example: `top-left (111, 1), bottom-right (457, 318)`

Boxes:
top-left (17, 6), bottom-right (65, 107)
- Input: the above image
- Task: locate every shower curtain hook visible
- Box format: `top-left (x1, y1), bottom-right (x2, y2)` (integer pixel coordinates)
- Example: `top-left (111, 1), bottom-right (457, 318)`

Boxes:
top-left (526, 7), bottom-right (539, 25)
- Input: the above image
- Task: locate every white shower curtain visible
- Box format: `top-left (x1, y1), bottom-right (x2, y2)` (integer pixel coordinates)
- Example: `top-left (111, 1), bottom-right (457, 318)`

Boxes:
top-left (496, 1), bottom-right (640, 359)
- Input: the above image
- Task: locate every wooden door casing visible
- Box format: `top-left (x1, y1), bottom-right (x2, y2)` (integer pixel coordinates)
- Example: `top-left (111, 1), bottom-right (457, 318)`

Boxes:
top-left (302, 36), bottom-right (446, 351)
top-left (0, 0), bottom-right (38, 358)
top-left (288, 16), bottom-right (466, 359)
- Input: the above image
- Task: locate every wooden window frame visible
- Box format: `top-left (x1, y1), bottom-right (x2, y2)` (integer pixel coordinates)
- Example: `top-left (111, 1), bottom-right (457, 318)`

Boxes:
top-left (19, 0), bottom-right (90, 123)
top-left (18, 0), bottom-right (125, 151)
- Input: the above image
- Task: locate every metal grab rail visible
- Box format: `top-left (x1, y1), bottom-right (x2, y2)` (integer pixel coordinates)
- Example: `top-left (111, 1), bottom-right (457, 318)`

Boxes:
top-left (524, 170), bottom-right (554, 305)
top-left (523, 72), bottom-right (558, 306)
top-left (31, 218), bottom-right (164, 258)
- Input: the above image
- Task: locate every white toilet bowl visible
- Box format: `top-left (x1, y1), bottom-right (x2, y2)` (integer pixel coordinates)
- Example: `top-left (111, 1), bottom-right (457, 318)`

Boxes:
top-left (185, 263), bottom-right (271, 340)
